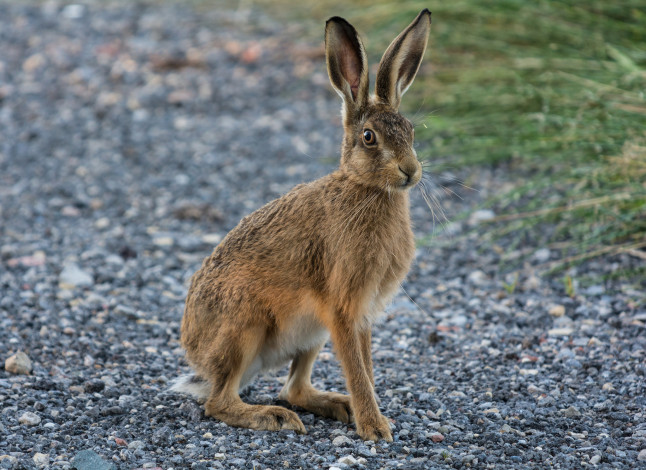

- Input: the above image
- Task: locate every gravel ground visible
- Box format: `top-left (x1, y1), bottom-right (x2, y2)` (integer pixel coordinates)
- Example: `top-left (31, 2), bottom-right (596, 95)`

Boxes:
top-left (1, 2), bottom-right (645, 469)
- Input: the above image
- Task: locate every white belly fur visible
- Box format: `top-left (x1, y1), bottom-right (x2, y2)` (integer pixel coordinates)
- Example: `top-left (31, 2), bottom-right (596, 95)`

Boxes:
top-left (237, 288), bottom-right (396, 391)
top-left (239, 310), bottom-right (329, 390)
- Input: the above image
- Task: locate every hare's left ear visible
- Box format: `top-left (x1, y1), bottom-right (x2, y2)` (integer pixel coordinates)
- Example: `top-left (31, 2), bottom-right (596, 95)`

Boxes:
top-left (325, 17), bottom-right (369, 119)
top-left (375, 9), bottom-right (431, 110)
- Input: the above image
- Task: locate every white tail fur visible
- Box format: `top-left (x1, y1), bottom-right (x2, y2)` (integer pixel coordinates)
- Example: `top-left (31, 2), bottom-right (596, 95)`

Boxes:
top-left (169, 374), bottom-right (211, 402)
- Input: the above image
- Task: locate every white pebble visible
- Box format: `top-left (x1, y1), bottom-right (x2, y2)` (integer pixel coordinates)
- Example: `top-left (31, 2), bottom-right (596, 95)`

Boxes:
top-left (19, 411), bottom-right (41, 426)
top-left (548, 327), bottom-right (574, 336)
top-left (61, 4), bottom-right (85, 19)
top-left (469, 209), bottom-right (495, 225)
top-left (32, 453), bottom-right (49, 468)
top-left (467, 270), bottom-right (488, 286)
top-left (59, 262), bottom-right (93, 287)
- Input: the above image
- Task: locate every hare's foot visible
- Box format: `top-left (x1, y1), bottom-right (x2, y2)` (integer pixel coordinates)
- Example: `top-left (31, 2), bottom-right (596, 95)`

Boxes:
top-left (356, 413), bottom-right (392, 442)
top-left (205, 399), bottom-right (306, 433)
top-left (282, 386), bottom-right (353, 423)
top-left (279, 344), bottom-right (352, 422)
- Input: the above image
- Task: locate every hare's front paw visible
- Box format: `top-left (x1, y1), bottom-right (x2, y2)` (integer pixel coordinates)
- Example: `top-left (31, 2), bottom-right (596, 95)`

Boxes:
top-left (356, 413), bottom-right (393, 442)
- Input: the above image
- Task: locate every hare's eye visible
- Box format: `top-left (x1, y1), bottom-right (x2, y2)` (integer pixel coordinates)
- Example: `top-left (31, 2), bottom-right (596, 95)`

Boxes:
top-left (362, 129), bottom-right (376, 146)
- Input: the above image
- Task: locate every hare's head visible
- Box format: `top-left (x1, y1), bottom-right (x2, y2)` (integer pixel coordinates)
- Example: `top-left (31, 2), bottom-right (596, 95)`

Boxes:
top-left (325, 10), bottom-right (431, 192)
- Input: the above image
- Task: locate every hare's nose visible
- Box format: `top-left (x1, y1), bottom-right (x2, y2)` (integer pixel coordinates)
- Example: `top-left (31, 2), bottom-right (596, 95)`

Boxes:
top-left (398, 160), bottom-right (421, 187)
top-left (398, 166), bottom-right (412, 184)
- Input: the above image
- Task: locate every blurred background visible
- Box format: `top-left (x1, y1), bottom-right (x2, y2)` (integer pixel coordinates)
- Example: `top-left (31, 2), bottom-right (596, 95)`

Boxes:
top-left (2, 0), bottom-right (645, 290)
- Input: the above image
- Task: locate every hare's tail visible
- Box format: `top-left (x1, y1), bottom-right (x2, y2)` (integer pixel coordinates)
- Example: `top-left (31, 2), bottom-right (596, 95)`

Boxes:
top-left (169, 374), bottom-right (211, 401)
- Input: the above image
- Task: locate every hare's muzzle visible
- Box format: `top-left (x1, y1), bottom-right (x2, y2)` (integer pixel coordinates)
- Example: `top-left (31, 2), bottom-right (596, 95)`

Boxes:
top-left (397, 159), bottom-right (422, 188)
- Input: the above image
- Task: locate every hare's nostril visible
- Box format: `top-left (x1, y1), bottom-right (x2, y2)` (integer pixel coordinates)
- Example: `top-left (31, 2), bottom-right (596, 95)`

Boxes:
top-left (398, 166), bottom-right (412, 183)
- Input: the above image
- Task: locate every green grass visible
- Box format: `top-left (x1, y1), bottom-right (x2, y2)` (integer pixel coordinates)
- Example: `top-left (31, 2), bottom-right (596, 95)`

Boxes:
top-left (250, 0), bottom-right (646, 280)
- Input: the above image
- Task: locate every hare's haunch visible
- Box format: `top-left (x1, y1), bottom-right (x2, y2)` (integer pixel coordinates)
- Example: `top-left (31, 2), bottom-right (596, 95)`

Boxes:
top-left (173, 9), bottom-right (432, 442)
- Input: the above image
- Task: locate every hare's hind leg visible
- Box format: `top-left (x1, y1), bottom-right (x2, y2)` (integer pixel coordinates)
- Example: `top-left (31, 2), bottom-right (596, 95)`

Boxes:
top-left (203, 326), bottom-right (306, 434)
top-left (279, 343), bottom-right (353, 423)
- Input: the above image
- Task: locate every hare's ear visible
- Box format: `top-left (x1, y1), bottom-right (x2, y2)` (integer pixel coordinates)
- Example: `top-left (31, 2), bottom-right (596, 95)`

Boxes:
top-left (325, 17), bottom-right (369, 117)
top-left (375, 9), bottom-right (431, 110)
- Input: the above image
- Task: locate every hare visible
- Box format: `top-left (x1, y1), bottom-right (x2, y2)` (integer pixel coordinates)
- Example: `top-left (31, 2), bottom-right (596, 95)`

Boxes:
top-left (172, 9), bottom-right (431, 442)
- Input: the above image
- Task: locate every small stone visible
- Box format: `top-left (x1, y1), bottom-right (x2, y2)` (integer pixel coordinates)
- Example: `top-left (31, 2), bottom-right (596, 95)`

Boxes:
top-left (527, 384), bottom-right (541, 395)
top-left (71, 449), bottom-right (116, 470)
top-left (332, 435), bottom-right (353, 446)
top-left (525, 275), bottom-right (541, 289)
top-left (556, 347), bottom-right (575, 361)
top-left (59, 263), bottom-right (93, 288)
top-left (95, 217), bottom-right (110, 229)
top-left (338, 455), bottom-right (358, 465)
top-left (127, 441), bottom-right (145, 451)
top-left (590, 454), bottom-right (601, 464)
top-left (5, 351), bottom-right (32, 374)
top-left (114, 304), bottom-right (137, 319)
top-left (84, 379), bottom-right (105, 393)
top-left (549, 305), bottom-right (565, 317)
top-left (213, 453), bottom-right (225, 460)
top-left (587, 337), bottom-right (602, 347)
top-left (61, 205), bottom-right (81, 216)
top-left (153, 236), bottom-right (174, 247)
top-left (33, 453), bottom-right (49, 468)
top-left (19, 411), bottom-right (41, 426)
top-left (467, 270), bottom-right (488, 286)
top-left (585, 285), bottom-right (605, 296)
top-left (7, 251), bottom-right (46, 267)
top-left (602, 382), bottom-right (614, 392)
top-left (201, 233), bottom-right (222, 245)
top-left (23, 53), bottom-right (46, 73)
top-left (469, 209), bottom-right (495, 225)
top-left (548, 327), bottom-right (574, 336)
top-left (430, 433), bottom-right (444, 443)
top-left (561, 406), bottom-right (581, 418)
top-left (534, 248), bottom-right (551, 262)
top-left (61, 4), bottom-right (85, 19)
top-left (638, 449), bottom-right (646, 462)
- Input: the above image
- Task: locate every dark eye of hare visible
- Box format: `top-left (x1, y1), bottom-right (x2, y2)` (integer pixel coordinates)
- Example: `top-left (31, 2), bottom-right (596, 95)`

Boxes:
top-left (362, 129), bottom-right (376, 146)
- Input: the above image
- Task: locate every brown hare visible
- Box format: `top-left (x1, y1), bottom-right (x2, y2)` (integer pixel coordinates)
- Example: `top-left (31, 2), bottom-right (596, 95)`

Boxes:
top-left (172, 9), bottom-right (431, 442)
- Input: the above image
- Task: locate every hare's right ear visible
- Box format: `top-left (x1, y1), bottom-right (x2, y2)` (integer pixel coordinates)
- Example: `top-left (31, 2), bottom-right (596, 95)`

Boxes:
top-left (325, 17), bottom-right (369, 119)
top-left (375, 9), bottom-right (431, 110)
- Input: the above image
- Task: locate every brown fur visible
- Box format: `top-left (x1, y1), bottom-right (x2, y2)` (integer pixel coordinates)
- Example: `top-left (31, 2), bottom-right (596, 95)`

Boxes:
top-left (175, 9), bottom-right (432, 442)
